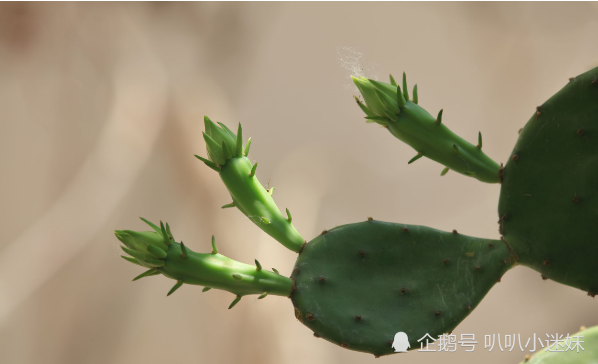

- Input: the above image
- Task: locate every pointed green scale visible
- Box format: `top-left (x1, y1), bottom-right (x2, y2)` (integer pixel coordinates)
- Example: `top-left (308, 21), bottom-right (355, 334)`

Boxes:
top-left (389, 74), bottom-right (397, 87)
top-left (167, 281), bottom-right (184, 296)
top-left (291, 221), bottom-right (515, 357)
top-left (146, 244), bottom-right (167, 259)
top-left (499, 66), bottom-right (598, 294)
top-left (402, 72), bottom-right (409, 101)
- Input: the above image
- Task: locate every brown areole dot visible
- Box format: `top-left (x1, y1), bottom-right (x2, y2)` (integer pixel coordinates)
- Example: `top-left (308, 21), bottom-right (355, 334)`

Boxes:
top-left (318, 277), bottom-right (326, 282)
top-left (306, 313), bottom-right (315, 321)
top-left (313, 333), bottom-right (320, 338)
top-left (401, 287), bottom-right (408, 294)
top-left (341, 342), bottom-right (349, 348)
top-left (475, 266), bottom-right (482, 271)
top-left (488, 243), bottom-right (494, 248)
top-left (452, 229), bottom-right (458, 234)
top-left (355, 315), bottom-right (362, 321)
top-left (512, 154), bottom-right (519, 161)
top-left (541, 275), bottom-right (548, 281)
top-left (543, 260), bottom-right (550, 266)
top-left (577, 129), bottom-right (585, 136)
top-left (435, 311), bottom-right (442, 316)
top-left (359, 251), bottom-right (366, 257)
top-left (588, 292), bottom-right (596, 298)
top-left (443, 259), bottom-right (450, 265)
top-left (402, 227), bottom-right (409, 233)
top-left (466, 305), bottom-right (472, 311)
top-left (367, 217), bottom-right (373, 221)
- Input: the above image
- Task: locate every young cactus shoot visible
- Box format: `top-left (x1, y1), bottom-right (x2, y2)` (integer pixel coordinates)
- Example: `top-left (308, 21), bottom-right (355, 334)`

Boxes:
top-left (352, 73), bottom-right (501, 183)
top-left (116, 218), bottom-right (293, 308)
top-left (196, 117), bottom-right (306, 252)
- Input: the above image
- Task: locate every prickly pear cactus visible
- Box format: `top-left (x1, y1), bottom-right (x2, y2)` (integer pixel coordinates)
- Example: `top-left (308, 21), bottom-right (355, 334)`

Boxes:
top-left (499, 68), bottom-right (598, 296)
top-left (291, 221), bottom-right (514, 356)
top-left (115, 66), bottom-right (598, 358)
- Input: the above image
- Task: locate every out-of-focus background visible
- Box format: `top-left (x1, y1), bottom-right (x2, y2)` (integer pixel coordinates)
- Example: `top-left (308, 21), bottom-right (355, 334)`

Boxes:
top-left (1, 2), bottom-right (597, 363)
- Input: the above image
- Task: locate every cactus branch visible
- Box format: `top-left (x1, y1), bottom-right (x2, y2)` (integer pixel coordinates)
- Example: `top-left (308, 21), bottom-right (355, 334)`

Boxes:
top-left (352, 75), bottom-right (501, 183)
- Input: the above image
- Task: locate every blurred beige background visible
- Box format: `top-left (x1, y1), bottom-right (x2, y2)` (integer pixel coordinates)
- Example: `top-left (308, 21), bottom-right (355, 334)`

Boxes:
top-left (0, 2), bottom-right (597, 364)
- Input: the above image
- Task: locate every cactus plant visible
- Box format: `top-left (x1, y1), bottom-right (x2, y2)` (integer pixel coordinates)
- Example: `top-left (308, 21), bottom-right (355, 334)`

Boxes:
top-left (116, 66), bottom-right (598, 357)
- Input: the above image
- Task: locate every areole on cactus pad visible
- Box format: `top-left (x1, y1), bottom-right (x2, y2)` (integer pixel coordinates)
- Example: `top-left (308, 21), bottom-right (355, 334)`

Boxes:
top-left (115, 66), bottom-right (598, 357)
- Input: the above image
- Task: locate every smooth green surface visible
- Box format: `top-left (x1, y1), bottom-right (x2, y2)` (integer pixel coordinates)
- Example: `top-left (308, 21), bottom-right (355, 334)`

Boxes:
top-left (499, 66), bottom-right (598, 294)
top-left (353, 76), bottom-right (501, 183)
top-left (517, 325), bottom-right (598, 364)
top-left (291, 220), bottom-right (515, 356)
top-left (198, 117), bottom-right (305, 252)
top-left (116, 219), bottom-right (293, 300)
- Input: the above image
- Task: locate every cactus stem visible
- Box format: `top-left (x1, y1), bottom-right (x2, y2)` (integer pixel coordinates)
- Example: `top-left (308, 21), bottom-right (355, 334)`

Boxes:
top-left (412, 84), bottom-right (418, 104)
top-left (258, 291), bottom-right (268, 299)
top-left (221, 202), bottom-right (235, 209)
top-left (194, 154), bottom-right (221, 172)
top-left (167, 281), bottom-right (183, 296)
top-left (202, 287), bottom-right (211, 292)
top-left (436, 109), bottom-right (443, 125)
top-left (229, 296), bottom-right (242, 309)
top-left (441, 167), bottom-right (450, 176)
top-left (408, 152), bottom-right (424, 164)
top-left (389, 74), bottom-right (397, 86)
top-left (249, 162), bottom-right (257, 178)
top-left (232, 273), bottom-right (243, 281)
top-left (132, 268), bottom-right (159, 281)
top-left (402, 72), bottom-right (409, 100)
top-left (286, 208), bottom-right (292, 223)
top-left (211, 235), bottom-right (218, 254)
top-left (244, 137), bottom-right (252, 157)
top-left (180, 241), bottom-right (188, 258)
top-left (255, 259), bottom-right (262, 271)
top-left (477, 132), bottom-right (483, 149)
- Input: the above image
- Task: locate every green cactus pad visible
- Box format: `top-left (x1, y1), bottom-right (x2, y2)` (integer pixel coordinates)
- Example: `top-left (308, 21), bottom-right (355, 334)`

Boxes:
top-left (516, 325), bottom-right (598, 364)
top-left (117, 219), bottom-right (293, 305)
top-left (499, 66), bottom-right (598, 295)
top-left (197, 117), bottom-right (305, 252)
top-left (290, 220), bottom-right (515, 357)
top-left (352, 74), bottom-right (501, 183)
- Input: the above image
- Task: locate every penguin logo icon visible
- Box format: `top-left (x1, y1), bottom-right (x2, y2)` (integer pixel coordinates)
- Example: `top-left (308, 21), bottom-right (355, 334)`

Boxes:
top-left (391, 332), bottom-right (410, 352)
